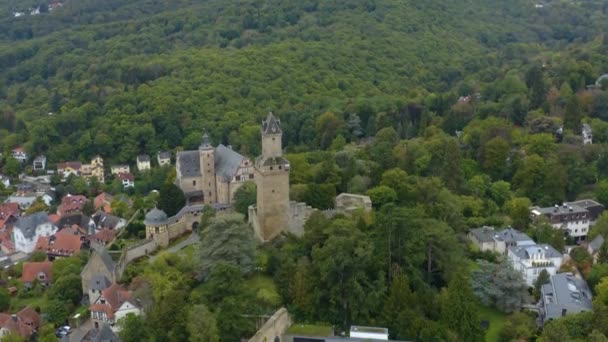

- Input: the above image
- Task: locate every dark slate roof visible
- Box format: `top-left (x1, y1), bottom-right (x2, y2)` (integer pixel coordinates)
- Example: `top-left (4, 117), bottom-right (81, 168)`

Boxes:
top-left (96, 248), bottom-right (116, 273)
top-left (158, 151), bottom-right (171, 159)
top-left (58, 213), bottom-right (93, 229)
top-left (82, 323), bottom-right (120, 342)
top-left (137, 154), bottom-right (150, 162)
top-left (144, 208), bottom-right (168, 225)
top-left (90, 274), bottom-right (111, 292)
top-left (510, 244), bottom-right (562, 259)
top-left (541, 273), bottom-right (593, 321)
top-left (256, 156), bottom-right (290, 167)
top-left (215, 144), bottom-right (246, 181)
top-left (262, 112), bottom-right (282, 135)
top-left (497, 227), bottom-right (534, 244)
top-left (14, 213), bottom-right (52, 239)
top-left (589, 235), bottom-right (605, 253)
top-left (92, 211), bottom-right (122, 229)
top-left (533, 203), bottom-right (587, 216)
top-left (177, 150), bottom-right (201, 177)
top-left (200, 132), bottom-right (213, 150)
top-left (469, 226), bottom-right (497, 243)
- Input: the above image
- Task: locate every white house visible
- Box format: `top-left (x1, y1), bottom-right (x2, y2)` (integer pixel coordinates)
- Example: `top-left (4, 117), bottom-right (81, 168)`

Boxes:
top-left (12, 212), bottom-right (58, 253)
top-left (468, 226), bottom-right (534, 255)
top-left (33, 156), bottom-right (46, 171)
top-left (582, 123), bottom-right (593, 145)
top-left (508, 244), bottom-right (563, 287)
top-left (157, 151), bottom-right (171, 166)
top-left (117, 173), bottom-right (134, 188)
top-left (11, 147), bottom-right (27, 162)
top-left (531, 203), bottom-right (591, 242)
top-left (90, 283), bottom-right (141, 331)
top-left (136, 155), bottom-right (150, 171)
top-left (0, 175), bottom-right (9, 188)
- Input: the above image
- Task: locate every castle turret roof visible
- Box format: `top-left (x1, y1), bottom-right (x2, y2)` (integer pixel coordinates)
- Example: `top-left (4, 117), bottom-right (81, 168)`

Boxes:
top-left (144, 208), bottom-right (168, 225)
top-left (262, 112), bottom-right (282, 135)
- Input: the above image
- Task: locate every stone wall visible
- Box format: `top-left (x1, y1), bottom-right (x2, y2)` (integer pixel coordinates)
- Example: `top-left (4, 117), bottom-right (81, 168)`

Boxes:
top-left (287, 201), bottom-right (315, 237)
top-left (335, 193), bottom-right (372, 215)
top-left (248, 308), bottom-right (292, 342)
top-left (116, 239), bottom-right (157, 278)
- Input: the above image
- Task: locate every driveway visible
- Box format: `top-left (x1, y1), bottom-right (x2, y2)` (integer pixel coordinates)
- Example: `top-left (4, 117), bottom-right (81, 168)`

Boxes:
top-left (65, 319), bottom-right (92, 342)
top-left (148, 233), bottom-right (199, 263)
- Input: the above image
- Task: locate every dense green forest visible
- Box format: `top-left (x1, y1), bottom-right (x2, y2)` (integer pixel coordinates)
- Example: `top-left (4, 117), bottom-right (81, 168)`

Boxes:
top-left (4, 0), bottom-right (608, 341)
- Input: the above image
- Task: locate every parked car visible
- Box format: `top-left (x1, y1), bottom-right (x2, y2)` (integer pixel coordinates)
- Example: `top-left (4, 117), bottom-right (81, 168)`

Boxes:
top-left (55, 325), bottom-right (71, 337)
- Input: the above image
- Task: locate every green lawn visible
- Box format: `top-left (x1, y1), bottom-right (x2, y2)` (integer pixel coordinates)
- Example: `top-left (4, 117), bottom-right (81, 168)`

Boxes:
top-left (246, 274), bottom-right (281, 306)
top-left (477, 304), bottom-right (507, 342)
top-left (286, 324), bottom-right (333, 337)
top-left (10, 294), bottom-right (49, 312)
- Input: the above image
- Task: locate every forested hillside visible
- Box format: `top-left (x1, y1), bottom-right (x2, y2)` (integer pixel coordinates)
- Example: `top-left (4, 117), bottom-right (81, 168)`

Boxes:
top-left (1, 0), bottom-right (607, 162)
top-left (5, 1), bottom-right (608, 341)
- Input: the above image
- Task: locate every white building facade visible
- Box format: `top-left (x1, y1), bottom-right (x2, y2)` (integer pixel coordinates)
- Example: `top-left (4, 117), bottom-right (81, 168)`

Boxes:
top-left (508, 244), bottom-right (563, 287)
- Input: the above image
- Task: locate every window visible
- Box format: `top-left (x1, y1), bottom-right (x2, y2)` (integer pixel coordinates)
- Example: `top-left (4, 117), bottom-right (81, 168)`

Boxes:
top-left (272, 137), bottom-right (275, 141)
top-left (249, 174), bottom-right (254, 179)
top-left (270, 167), bottom-right (273, 170)
top-left (278, 165), bottom-right (282, 170)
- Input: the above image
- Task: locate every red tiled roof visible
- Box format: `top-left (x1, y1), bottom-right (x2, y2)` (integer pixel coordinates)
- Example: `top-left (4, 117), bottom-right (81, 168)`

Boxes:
top-left (94, 193), bottom-right (113, 210)
top-left (101, 283), bottom-right (132, 310)
top-left (48, 214), bottom-right (60, 224)
top-left (17, 307), bottom-right (40, 328)
top-left (117, 173), bottom-right (134, 181)
top-left (58, 195), bottom-right (88, 215)
top-left (0, 203), bottom-right (19, 219)
top-left (0, 307), bottom-right (40, 338)
top-left (34, 236), bottom-right (49, 251)
top-left (56, 161), bottom-right (82, 171)
top-left (11, 147), bottom-right (24, 153)
top-left (21, 262), bottom-right (52, 284)
top-left (89, 303), bottom-right (114, 319)
top-left (36, 230), bottom-right (84, 256)
top-left (94, 228), bottom-right (116, 244)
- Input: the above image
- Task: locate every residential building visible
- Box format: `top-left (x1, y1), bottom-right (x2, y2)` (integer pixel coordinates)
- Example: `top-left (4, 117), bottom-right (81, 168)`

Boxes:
top-left (81, 248), bottom-right (117, 301)
top-left (87, 274), bottom-right (112, 306)
top-left (582, 123), bottom-right (593, 145)
top-left (90, 283), bottom-right (141, 330)
top-left (57, 194), bottom-right (88, 216)
top-left (12, 213), bottom-right (58, 253)
top-left (110, 165), bottom-right (130, 176)
top-left (92, 211), bottom-right (126, 231)
top-left (11, 147), bottom-right (27, 162)
top-left (92, 228), bottom-right (116, 246)
top-left (0, 307), bottom-right (40, 339)
top-left (32, 156), bottom-right (46, 171)
top-left (539, 273), bottom-right (592, 326)
top-left (57, 213), bottom-right (95, 232)
top-left (157, 151), bottom-right (171, 166)
top-left (21, 261), bottom-right (52, 287)
top-left (34, 228), bottom-right (89, 259)
top-left (0, 203), bottom-right (19, 230)
top-left (94, 193), bottom-right (114, 213)
top-left (468, 226), bottom-right (503, 252)
top-left (567, 199), bottom-right (604, 223)
top-left (468, 226), bottom-right (534, 255)
top-left (82, 323), bottom-right (120, 342)
top-left (136, 155), bottom-right (151, 172)
top-left (56, 161), bottom-right (83, 178)
top-left (508, 244), bottom-right (563, 287)
top-left (530, 203), bottom-right (591, 242)
top-left (117, 173), bottom-right (134, 188)
top-left (5, 194), bottom-right (37, 210)
top-left (175, 132), bottom-right (254, 205)
top-left (0, 175), bottom-right (9, 188)
top-left (498, 227), bottom-right (535, 251)
top-left (588, 235), bottom-right (604, 263)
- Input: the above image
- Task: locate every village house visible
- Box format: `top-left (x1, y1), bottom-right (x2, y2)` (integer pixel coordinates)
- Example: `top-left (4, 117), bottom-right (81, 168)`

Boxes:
top-left (90, 283), bottom-right (141, 331)
top-left (157, 151), bottom-right (171, 166)
top-left (468, 226), bottom-right (534, 255)
top-left (0, 175), bottom-right (9, 188)
top-left (57, 156), bottom-right (105, 183)
top-left (136, 155), bottom-right (151, 172)
top-left (567, 199), bottom-right (605, 223)
top-left (588, 235), bottom-right (605, 263)
top-left (110, 165), bottom-right (130, 175)
top-left (582, 123), bottom-right (593, 145)
top-left (12, 213), bottom-right (58, 253)
top-left (34, 228), bottom-right (89, 259)
top-left (508, 244), bottom-right (563, 287)
top-left (530, 203), bottom-right (592, 242)
top-left (81, 248), bottom-right (117, 302)
top-left (0, 203), bottom-right (19, 230)
top-left (92, 211), bottom-right (126, 231)
top-left (11, 147), bottom-right (27, 162)
top-left (175, 132), bottom-right (253, 205)
top-left (21, 261), bottom-right (52, 287)
top-left (57, 194), bottom-right (88, 217)
top-left (538, 273), bottom-right (592, 326)
top-left (117, 173), bottom-right (135, 188)
top-left (94, 193), bottom-right (113, 213)
top-left (57, 161), bottom-right (83, 178)
top-left (32, 156), bottom-right (46, 171)
top-left (92, 228), bottom-right (117, 246)
top-left (0, 307), bottom-right (40, 339)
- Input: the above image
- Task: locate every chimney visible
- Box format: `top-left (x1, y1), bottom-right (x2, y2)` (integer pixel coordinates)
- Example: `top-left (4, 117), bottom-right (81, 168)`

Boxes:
top-left (562, 309), bottom-right (567, 317)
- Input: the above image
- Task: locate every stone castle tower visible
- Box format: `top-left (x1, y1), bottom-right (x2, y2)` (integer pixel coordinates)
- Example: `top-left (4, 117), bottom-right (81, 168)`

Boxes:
top-left (253, 112), bottom-right (290, 241)
top-left (199, 132), bottom-right (217, 205)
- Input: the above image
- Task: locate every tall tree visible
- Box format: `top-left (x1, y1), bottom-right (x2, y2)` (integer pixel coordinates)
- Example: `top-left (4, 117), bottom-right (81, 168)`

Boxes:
top-left (440, 274), bottom-right (484, 342)
top-left (471, 260), bottom-right (530, 313)
top-left (563, 96), bottom-right (582, 133)
top-left (196, 214), bottom-right (256, 280)
top-left (233, 181), bottom-right (256, 217)
top-left (187, 305), bottom-right (220, 342)
top-left (158, 183), bottom-right (185, 217)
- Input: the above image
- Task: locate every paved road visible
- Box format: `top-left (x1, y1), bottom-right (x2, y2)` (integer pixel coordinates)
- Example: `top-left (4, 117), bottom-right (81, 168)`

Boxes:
top-left (148, 233), bottom-right (199, 263)
top-left (66, 319), bottom-right (92, 342)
